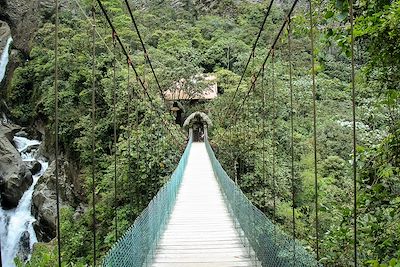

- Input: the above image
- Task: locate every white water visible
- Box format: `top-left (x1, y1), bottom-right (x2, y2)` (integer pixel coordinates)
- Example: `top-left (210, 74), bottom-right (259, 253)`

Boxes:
top-left (0, 36), bottom-right (12, 83)
top-left (1, 36), bottom-right (13, 124)
top-left (0, 136), bottom-right (48, 267)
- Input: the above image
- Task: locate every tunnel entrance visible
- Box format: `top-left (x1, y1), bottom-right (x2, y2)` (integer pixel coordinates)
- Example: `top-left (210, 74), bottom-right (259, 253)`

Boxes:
top-left (183, 112), bottom-right (212, 142)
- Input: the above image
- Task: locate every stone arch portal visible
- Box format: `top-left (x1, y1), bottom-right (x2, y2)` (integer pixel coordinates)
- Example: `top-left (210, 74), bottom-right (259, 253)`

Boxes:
top-left (183, 112), bottom-right (212, 142)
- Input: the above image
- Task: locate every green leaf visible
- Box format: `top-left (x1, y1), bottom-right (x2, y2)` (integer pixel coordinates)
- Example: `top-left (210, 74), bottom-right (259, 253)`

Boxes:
top-left (325, 10), bottom-right (335, 19)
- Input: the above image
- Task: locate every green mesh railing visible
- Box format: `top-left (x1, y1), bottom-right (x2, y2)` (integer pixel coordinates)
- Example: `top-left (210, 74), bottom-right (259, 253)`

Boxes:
top-left (205, 140), bottom-right (319, 267)
top-left (103, 138), bottom-right (192, 267)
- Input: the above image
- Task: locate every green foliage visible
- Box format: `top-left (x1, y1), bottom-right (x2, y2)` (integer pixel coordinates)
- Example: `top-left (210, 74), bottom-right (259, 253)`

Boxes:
top-left (8, 0), bottom-right (399, 265)
top-left (15, 242), bottom-right (59, 267)
top-left (207, 1), bottom-right (399, 266)
top-left (9, 1), bottom-right (186, 265)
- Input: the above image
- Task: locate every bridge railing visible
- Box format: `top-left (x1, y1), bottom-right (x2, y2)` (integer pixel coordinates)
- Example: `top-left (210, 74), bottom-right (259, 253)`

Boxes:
top-left (205, 140), bottom-right (319, 267)
top-left (103, 137), bottom-right (193, 267)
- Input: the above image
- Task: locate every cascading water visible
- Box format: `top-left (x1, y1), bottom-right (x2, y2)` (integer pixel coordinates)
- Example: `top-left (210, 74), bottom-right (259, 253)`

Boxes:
top-left (0, 36), bottom-right (12, 83)
top-left (1, 36), bottom-right (13, 124)
top-left (0, 136), bottom-right (48, 267)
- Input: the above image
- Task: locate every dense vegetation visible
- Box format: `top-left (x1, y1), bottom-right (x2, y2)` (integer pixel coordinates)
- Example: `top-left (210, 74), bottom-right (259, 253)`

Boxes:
top-left (208, 1), bottom-right (400, 266)
top-left (6, 0), bottom-right (399, 266)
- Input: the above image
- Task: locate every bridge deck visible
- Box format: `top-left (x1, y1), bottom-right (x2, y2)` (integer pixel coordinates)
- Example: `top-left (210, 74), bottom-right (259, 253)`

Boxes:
top-left (152, 142), bottom-right (257, 267)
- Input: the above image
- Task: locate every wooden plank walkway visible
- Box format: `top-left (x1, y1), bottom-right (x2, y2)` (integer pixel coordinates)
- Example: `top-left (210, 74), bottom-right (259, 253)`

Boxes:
top-left (152, 142), bottom-right (258, 267)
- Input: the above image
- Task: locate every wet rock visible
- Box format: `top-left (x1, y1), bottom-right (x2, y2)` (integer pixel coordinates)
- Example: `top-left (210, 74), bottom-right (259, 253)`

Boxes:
top-left (24, 144), bottom-right (40, 155)
top-left (28, 160), bottom-right (42, 175)
top-left (16, 230), bottom-right (31, 262)
top-left (0, 124), bottom-right (33, 209)
top-left (15, 130), bottom-right (28, 138)
top-left (15, 127), bottom-right (42, 142)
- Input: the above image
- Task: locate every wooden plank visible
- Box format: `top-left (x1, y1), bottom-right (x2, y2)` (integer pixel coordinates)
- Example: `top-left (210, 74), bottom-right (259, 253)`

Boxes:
top-left (152, 142), bottom-right (259, 267)
top-left (152, 262), bottom-right (252, 267)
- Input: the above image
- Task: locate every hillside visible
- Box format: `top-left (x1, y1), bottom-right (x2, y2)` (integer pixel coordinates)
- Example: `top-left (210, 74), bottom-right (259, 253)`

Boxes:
top-left (0, 0), bottom-right (398, 266)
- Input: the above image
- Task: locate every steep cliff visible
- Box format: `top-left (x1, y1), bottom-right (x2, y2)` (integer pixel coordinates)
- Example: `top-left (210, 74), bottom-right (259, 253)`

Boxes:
top-left (0, 0), bottom-right (83, 246)
top-left (0, 0), bottom-right (55, 54)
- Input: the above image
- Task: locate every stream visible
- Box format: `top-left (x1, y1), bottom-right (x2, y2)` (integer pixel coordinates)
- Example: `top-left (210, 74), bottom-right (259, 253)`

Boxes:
top-left (0, 137), bottom-right (48, 267)
top-left (1, 35), bottom-right (47, 267)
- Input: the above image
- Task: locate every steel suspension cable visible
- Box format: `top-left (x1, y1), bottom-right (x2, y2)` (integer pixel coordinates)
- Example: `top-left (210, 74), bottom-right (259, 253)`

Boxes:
top-left (271, 50), bottom-right (277, 242)
top-left (96, 0), bottom-right (180, 144)
top-left (309, 0), bottom-right (319, 262)
top-left (72, 0), bottom-right (119, 61)
top-left (112, 32), bottom-right (118, 241)
top-left (287, 17), bottom-right (296, 265)
top-left (123, 0), bottom-right (165, 101)
top-left (143, 53), bottom-right (147, 90)
top-left (91, 1), bottom-right (97, 265)
top-left (231, 0), bottom-right (300, 120)
top-left (228, 0), bottom-right (275, 109)
top-left (349, 0), bottom-right (358, 265)
top-left (54, 0), bottom-right (62, 265)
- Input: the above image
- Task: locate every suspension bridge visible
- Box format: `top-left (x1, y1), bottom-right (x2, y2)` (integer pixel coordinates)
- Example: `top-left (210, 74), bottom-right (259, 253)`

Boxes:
top-left (38, 0), bottom-right (359, 266)
top-left (102, 136), bottom-right (318, 267)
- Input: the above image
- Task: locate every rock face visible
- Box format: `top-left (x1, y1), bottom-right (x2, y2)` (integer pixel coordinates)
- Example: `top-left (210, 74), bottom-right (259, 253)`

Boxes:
top-left (32, 161), bottom-right (57, 241)
top-left (32, 159), bottom-right (83, 241)
top-left (0, 0), bottom-right (72, 99)
top-left (0, 0), bottom-right (72, 54)
top-left (0, 123), bottom-right (33, 209)
top-left (0, 0), bottom-right (47, 55)
top-left (0, 0), bottom-right (83, 245)
top-left (17, 230), bottom-right (31, 262)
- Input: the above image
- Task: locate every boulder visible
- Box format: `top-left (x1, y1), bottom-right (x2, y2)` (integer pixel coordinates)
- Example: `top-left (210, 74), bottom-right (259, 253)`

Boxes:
top-left (28, 160), bottom-right (42, 175)
top-left (0, 124), bottom-right (33, 209)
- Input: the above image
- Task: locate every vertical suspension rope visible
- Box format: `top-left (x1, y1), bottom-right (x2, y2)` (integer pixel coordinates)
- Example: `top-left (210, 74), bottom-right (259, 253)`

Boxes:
top-left (309, 0), bottom-right (319, 262)
top-left (349, 0), bottom-right (358, 265)
top-left (271, 49), bottom-right (277, 241)
top-left (126, 59), bottom-right (133, 222)
top-left (136, 75), bottom-right (140, 190)
top-left (112, 31), bottom-right (118, 241)
top-left (54, 0), bottom-right (62, 265)
top-left (262, 65), bottom-right (266, 211)
top-left (127, 58), bottom-right (134, 223)
top-left (91, 1), bottom-right (97, 266)
top-left (287, 17), bottom-right (296, 265)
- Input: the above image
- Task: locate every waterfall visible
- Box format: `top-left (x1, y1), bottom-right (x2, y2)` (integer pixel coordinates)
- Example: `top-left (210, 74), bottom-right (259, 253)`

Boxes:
top-left (0, 36), bottom-right (13, 124)
top-left (0, 36), bottom-right (13, 83)
top-left (0, 136), bottom-right (49, 267)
